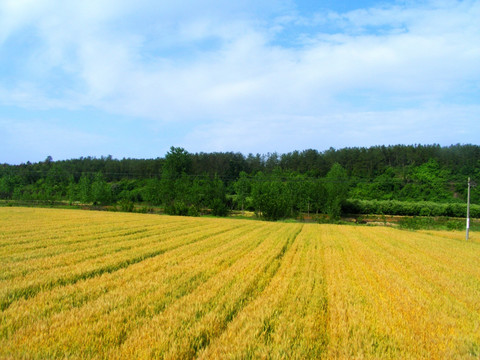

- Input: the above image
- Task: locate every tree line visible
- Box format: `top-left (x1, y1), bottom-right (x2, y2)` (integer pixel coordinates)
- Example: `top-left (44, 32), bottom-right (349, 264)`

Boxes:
top-left (1, 144), bottom-right (479, 220)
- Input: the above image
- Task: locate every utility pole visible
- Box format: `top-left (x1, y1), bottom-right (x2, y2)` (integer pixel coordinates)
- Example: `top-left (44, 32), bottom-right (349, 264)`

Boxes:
top-left (466, 177), bottom-right (471, 240)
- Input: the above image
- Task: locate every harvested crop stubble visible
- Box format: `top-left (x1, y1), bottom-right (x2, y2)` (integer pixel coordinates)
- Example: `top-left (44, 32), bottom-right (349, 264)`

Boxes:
top-left (0, 207), bottom-right (479, 359)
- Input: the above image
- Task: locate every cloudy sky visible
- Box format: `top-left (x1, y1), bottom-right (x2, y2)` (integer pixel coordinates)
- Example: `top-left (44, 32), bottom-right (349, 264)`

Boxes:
top-left (0, 0), bottom-right (479, 164)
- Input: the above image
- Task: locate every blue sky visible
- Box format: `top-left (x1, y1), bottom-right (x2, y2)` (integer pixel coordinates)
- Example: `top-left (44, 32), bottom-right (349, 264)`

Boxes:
top-left (1, 0), bottom-right (479, 164)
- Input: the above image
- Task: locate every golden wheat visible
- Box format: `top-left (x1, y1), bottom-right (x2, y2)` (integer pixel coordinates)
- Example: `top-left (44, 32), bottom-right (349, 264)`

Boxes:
top-left (0, 207), bottom-right (479, 359)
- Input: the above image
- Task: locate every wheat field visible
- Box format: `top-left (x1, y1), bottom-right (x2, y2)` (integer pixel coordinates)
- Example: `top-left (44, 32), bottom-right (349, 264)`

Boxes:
top-left (0, 207), bottom-right (479, 359)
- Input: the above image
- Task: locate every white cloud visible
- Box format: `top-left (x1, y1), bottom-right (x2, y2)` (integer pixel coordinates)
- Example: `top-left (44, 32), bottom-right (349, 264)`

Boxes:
top-left (0, 0), bottom-right (479, 159)
top-left (2, 1), bottom-right (479, 109)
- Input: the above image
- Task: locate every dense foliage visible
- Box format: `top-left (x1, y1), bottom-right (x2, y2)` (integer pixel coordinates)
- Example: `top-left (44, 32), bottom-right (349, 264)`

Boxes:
top-left (1, 144), bottom-right (479, 220)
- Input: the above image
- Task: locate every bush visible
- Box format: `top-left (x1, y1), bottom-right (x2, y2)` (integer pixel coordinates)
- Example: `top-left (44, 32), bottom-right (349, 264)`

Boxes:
top-left (398, 216), bottom-right (435, 230)
top-left (118, 199), bottom-right (134, 212)
top-left (398, 216), bottom-right (472, 231)
top-left (344, 199), bottom-right (480, 218)
top-left (211, 198), bottom-right (228, 217)
top-left (187, 205), bottom-right (199, 217)
top-left (164, 201), bottom-right (195, 216)
top-left (174, 201), bottom-right (189, 216)
top-left (446, 220), bottom-right (464, 231)
top-left (136, 206), bottom-right (155, 214)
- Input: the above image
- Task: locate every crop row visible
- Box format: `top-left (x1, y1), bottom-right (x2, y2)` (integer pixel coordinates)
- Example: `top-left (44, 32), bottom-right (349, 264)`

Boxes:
top-left (1, 208), bottom-right (480, 359)
top-left (0, 213), bottom-right (252, 311)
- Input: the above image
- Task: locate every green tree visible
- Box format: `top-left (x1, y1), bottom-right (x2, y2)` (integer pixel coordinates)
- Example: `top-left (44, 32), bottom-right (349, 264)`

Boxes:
top-left (161, 147), bottom-right (192, 213)
top-left (172, 174), bottom-right (193, 215)
top-left (163, 147), bottom-right (192, 181)
top-left (67, 176), bottom-right (77, 204)
top-left (143, 179), bottom-right (163, 205)
top-left (325, 163), bottom-right (349, 220)
top-left (234, 171), bottom-right (251, 214)
top-left (297, 177), bottom-right (316, 217)
top-left (78, 173), bottom-right (92, 204)
top-left (208, 175), bottom-right (229, 217)
top-left (190, 176), bottom-right (208, 212)
top-left (0, 175), bottom-right (19, 199)
top-left (91, 172), bottom-right (112, 205)
top-left (43, 165), bottom-right (69, 201)
top-left (252, 172), bottom-right (292, 221)
top-left (406, 159), bottom-right (450, 201)
top-left (310, 180), bottom-right (327, 215)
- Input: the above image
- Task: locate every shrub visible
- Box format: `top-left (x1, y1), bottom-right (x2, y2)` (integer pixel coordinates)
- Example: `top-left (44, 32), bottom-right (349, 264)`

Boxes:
top-left (211, 198), bottom-right (228, 217)
top-left (345, 199), bottom-right (480, 218)
top-left (118, 199), bottom-right (134, 212)
top-left (174, 201), bottom-right (189, 216)
top-left (188, 205), bottom-right (200, 217)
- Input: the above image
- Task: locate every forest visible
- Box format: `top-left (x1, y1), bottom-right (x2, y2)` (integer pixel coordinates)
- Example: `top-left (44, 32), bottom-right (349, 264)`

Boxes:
top-left (1, 144), bottom-right (479, 221)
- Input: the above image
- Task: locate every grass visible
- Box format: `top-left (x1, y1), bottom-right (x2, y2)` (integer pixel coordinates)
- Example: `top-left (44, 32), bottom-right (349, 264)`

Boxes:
top-left (1, 207), bottom-right (479, 359)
